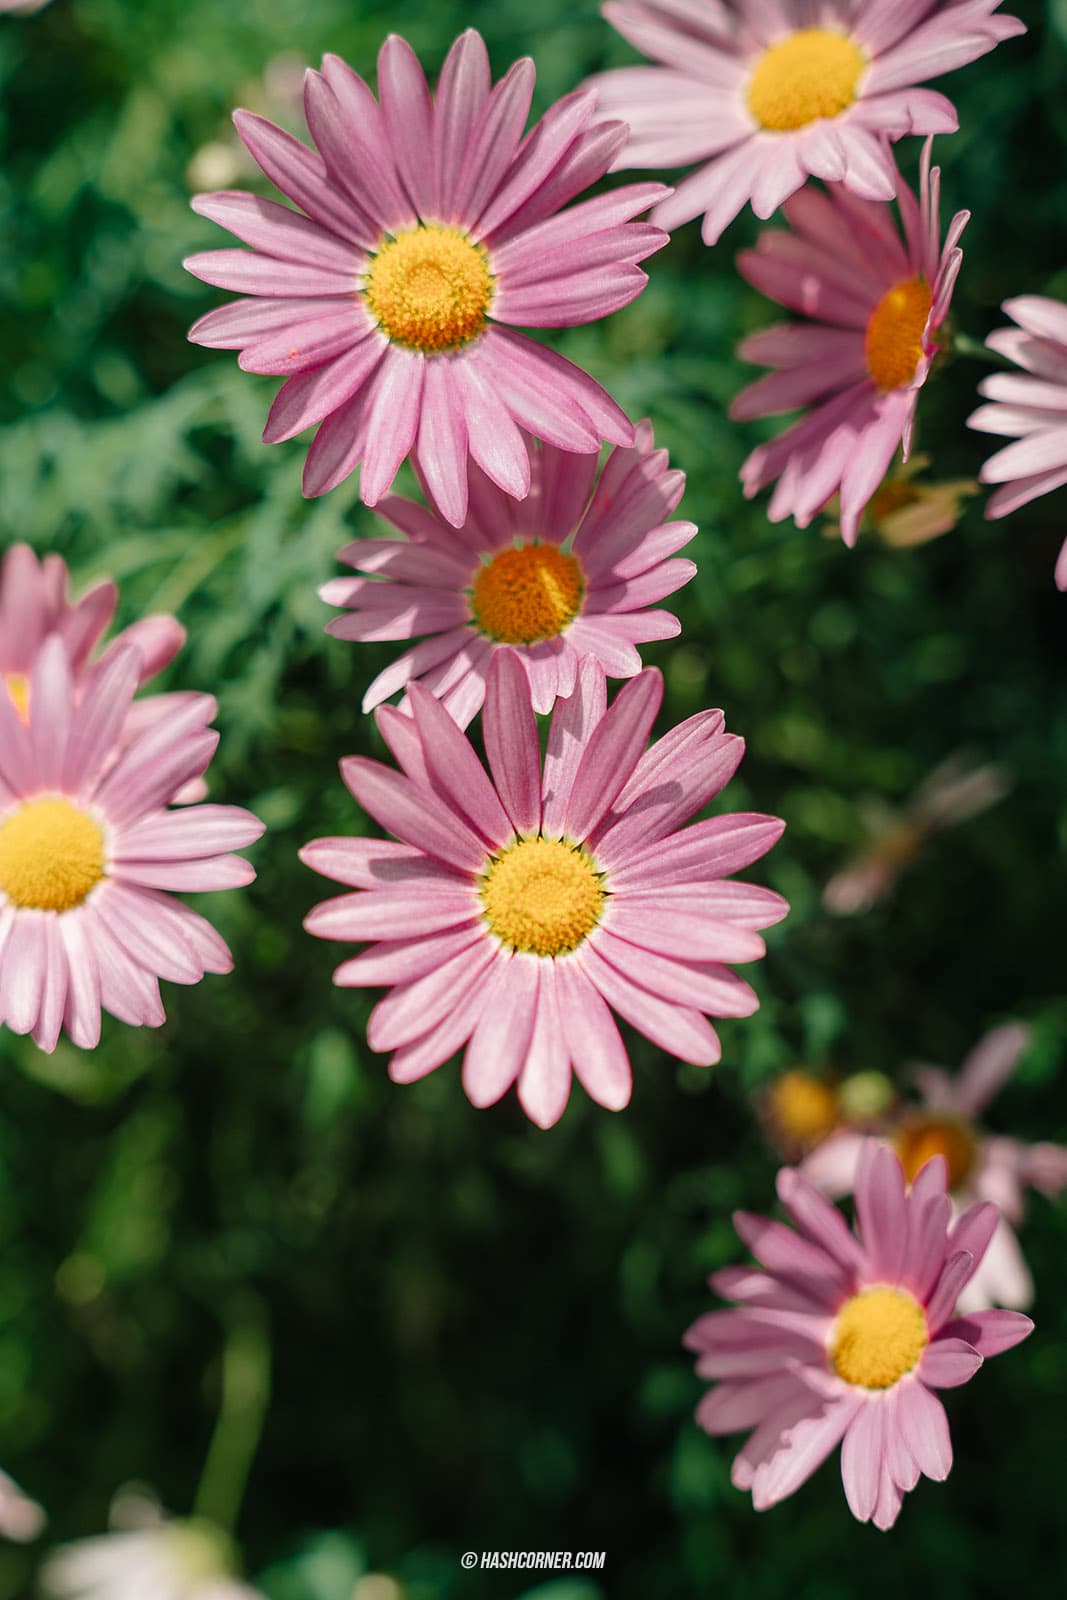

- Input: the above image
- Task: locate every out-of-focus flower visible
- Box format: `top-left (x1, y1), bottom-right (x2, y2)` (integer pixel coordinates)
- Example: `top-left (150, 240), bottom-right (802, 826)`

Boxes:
top-left (968, 294), bottom-right (1067, 588)
top-left (733, 140), bottom-right (967, 546)
top-left (0, 637), bottom-right (264, 1052)
top-left (0, 1468), bottom-right (44, 1542)
top-left (759, 1069), bottom-right (841, 1158)
top-left (0, 1), bottom-right (54, 15)
top-left (322, 421), bottom-right (694, 729)
top-left (301, 652), bottom-right (786, 1127)
top-left (823, 751), bottom-right (1011, 916)
top-left (591, 1), bottom-right (1022, 245)
top-left (41, 1488), bottom-right (262, 1600)
top-left (186, 31), bottom-right (669, 527)
top-left (688, 1141), bottom-right (1033, 1529)
top-left (802, 1024), bottom-right (1067, 1310)
top-left (823, 453), bottom-right (978, 547)
top-left (759, 1068), bottom-right (896, 1161)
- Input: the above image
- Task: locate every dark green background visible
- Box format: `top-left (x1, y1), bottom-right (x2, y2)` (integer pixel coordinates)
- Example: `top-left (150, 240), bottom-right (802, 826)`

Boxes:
top-left (0, 1), bottom-right (1065, 1595)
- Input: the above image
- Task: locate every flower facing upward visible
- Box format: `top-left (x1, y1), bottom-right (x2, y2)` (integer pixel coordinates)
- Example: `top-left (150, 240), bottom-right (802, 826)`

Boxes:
top-left (301, 652), bottom-right (786, 1128)
top-left (968, 295), bottom-right (1067, 588)
top-left (185, 30), bottom-right (669, 528)
top-left (687, 1142), bottom-right (1033, 1529)
top-left (0, 637), bottom-right (264, 1052)
top-left (732, 141), bottom-right (967, 545)
top-left (591, 1), bottom-right (1022, 245)
top-left (802, 1025), bottom-right (1067, 1311)
top-left (321, 421), bottom-right (696, 728)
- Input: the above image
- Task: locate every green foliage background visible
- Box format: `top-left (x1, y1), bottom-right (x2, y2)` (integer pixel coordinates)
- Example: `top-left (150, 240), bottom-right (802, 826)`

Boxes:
top-left (1, 1), bottom-right (1066, 1595)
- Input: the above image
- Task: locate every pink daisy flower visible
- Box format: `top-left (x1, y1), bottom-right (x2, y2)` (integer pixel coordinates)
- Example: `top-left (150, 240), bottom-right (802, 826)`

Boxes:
top-left (0, 636), bottom-right (264, 1053)
top-left (731, 140), bottom-right (967, 545)
top-left (802, 1024), bottom-right (1067, 1312)
top-left (968, 295), bottom-right (1067, 588)
top-left (185, 30), bottom-right (669, 529)
top-left (592, 0), bottom-right (1022, 245)
top-left (300, 651), bottom-right (786, 1128)
top-left (687, 1141), bottom-right (1033, 1529)
top-left (322, 420), bottom-right (696, 728)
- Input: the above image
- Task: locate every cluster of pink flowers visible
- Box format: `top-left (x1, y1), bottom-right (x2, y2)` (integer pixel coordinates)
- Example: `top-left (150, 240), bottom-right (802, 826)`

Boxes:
top-left (3, 0), bottom-right (1059, 1551)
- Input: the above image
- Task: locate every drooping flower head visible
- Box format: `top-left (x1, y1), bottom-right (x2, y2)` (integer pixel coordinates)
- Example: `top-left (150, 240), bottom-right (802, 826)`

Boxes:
top-left (802, 1025), bottom-right (1067, 1311)
top-left (732, 140), bottom-right (967, 545)
top-left (592, 1), bottom-right (1022, 245)
top-left (688, 1141), bottom-right (1033, 1529)
top-left (301, 652), bottom-right (786, 1128)
top-left (0, 543), bottom-right (184, 723)
top-left (322, 421), bottom-right (695, 728)
top-left (0, 636), bottom-right (264, 1052)
top-left (185, 31), bottom-right (669, 528)
top-left (968, 295), bottom-right (1067, 588)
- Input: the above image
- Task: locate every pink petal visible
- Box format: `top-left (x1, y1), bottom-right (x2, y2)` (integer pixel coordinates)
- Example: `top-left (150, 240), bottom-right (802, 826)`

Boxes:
top-left (462, 951), bottom-right (539, 1108)
top-left (563, 669), bottom-right (663, 842)
top-left (895, 1381), bottom-right (952, 1482)
top-left (482, 650), bottom-right (542, 835)
top-left (919, 1338), bottom-right (983, 1389)
top-left (939, 1308), bottom-right (1033, 1358)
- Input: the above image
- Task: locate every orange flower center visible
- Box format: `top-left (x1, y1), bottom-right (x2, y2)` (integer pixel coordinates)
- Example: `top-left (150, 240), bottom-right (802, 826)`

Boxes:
top-left (766, 1070), bottom-right (839, 1145)
top-left (364, 225), bottom-right (493, 352)
top-left (0, 796), bottom-right (105, 911)
top-left (480, 836), bottom-right (605, 957)
top-left (865, 279), bottom-right (933, 391)
top-left (895, 1115), bottom-right (978, 1190)
top-left (830, 1286), bottom-right (928, 1389)
top-left (747, 28), bottom-right (866, 131)
top-left (470, 542), bottom-right (585, 645)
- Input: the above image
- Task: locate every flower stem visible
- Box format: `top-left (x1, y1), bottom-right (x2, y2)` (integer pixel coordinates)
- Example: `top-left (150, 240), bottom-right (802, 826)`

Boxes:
top-left (192, 1291), bottom-right (272, 1536)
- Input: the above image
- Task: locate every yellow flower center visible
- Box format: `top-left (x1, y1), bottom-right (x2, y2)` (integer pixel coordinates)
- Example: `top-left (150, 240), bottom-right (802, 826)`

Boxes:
top-left (865, 279), bottom-right (933, 391)
top-left (0, 796), bottom-right (106, 912)
top-left (830, 1286), bottom-right (928, 1390)
top-left (767, 1070), bottom-right (839, 1145)
top-left (895, 1115), bottom-right (978, 1190)
top-left (4, 672), bottom-right (30, 723)
top-left (470, 543), bottom-right (585, 646)
top-left (480, 836), bottom-right (605, 957)
top-left (364, 224), bottom-right (493, 353)
top-left (747, 28), bottom-right (866, 131)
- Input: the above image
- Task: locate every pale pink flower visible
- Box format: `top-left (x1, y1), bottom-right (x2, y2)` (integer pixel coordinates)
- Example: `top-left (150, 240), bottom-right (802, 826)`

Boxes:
top-left (186, 30), bottom-right (669, 528)
top-left (968, 295), bottom-right (1067, 588)
top-left (688, 1141), bottom-right (1033, 1529)
top-left (802, 1025), bottom-right (1067, 1311)
top-left (301, 652), bottom-right (786, 1128)
top-left (592, 1), bottom-right (1022, 245)
top-left (0, 1), bottom-right (54, 14)
top-left (732, 140), bottom-right (966, 545)
top-left (0, 1468), bottom-right (44, 1542)
top-left (322, 421), bottom-right (695, 728)
top-left (0, 637), bottom-right (264, 1052)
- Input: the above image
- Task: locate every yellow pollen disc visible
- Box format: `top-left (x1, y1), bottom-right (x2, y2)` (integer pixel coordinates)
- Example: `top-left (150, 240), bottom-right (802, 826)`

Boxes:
top-left (3, 672), bottom-right (30, 723)
top-left (865, 279), bottom-right (934, 391)
top-left (830, 1286), bottom-right (928, 1390)
top-left (480, 836), bottom-right (605, 957)
top-left (747, 28), bottom-right (866, 131)
top-left (0, 797), bottom-right (105, 912)
top-left (470, 542), bottom-right (585, 645)
top-left (364, 225), bottom-right (493, 352)
top-left (895, 1115), bottom-right (977, 1190)
top-left (767, 1071), bottom-right (839, 1144)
